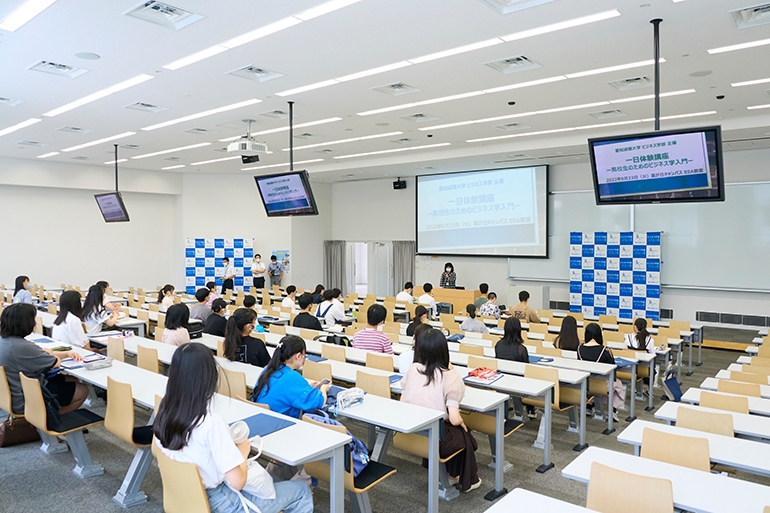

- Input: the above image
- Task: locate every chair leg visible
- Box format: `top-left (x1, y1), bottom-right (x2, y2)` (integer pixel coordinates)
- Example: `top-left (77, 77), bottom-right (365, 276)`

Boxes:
top-left (438, 463), bottom-right (460, 501)
top-left (486, 434), bottom-right (513, 472)
top-left (532, 414), bottom-right (546, 450)
top-left (113, 446), bottom-right (152, 507)
top-left (567, 405), bottom-right (579, 434)
top-left (367, 425), bottom-right (376, 452)
top-left (65, 430), bottom-right (104, 478)
top-left (349, 490), bottom-right (373, 513)
top-left (38, 430), bottom-right (69, 454)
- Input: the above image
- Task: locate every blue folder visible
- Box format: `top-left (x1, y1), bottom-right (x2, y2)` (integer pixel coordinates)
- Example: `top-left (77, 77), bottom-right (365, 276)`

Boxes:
top-left (235, 413), bottom-right (294, 438)
top-left (305, 354), bottom-right (328, 363)
top-left (528, 355), bottom-right (554, 363)
top-left (389, 375), bottom-right (403, 384)
top-left (614, 357), bottom-right (635, 368)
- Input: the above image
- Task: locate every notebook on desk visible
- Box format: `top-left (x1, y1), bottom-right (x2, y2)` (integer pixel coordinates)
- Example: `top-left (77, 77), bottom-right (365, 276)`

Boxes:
top-left (529, 355), bottom-right (554, 363)
top-left (614, 357), bottom-right (635, 368)
top-left (234, 413), bottom-right (294, 438)
top-left (305, 354), bottom-right (328, 363)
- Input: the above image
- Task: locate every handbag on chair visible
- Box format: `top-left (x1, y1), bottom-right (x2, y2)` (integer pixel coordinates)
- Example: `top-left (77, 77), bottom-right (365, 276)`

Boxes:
top-left (0, 415), bottom-right (41, 447)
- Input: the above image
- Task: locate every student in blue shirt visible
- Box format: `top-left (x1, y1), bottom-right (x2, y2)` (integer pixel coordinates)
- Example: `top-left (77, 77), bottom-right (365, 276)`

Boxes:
top-left (251, 335), bottom-right (329, 419)
top-left (12, 275), bottom-right (32, 304)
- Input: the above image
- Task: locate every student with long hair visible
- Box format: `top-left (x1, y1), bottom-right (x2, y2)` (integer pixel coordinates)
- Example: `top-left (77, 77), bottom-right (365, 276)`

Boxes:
top-left (625, 318), bottom-right (654, 353)
top-left (12, 275), bottom-right (32, 304)
top-left (406, 305), bottom-right (428, 337)
top-left (401, 329), bottom-right (481, 493)
top-left (203, 298), bottom-right (228, 336)
top-left (82, 285), bottom-right (119, 334)
top-left (251, 335), bottom-right (329, 418)
top-left (157, 284), bottom-right (175, 312)
top-left (311, 284), bottom-right (324, 304)
top-left (161, 304), bottom-right (190, 347)
top-left (554, 315), bottom-right (580, 351)
top-left (154, 342), bottom-right (314, 513)
top-left (459, 304), bottom-right (489, 334)
top-left (398, 322), bottom-right (432, 372)
top-left (224, 308), bottom-right (270, 367)
top-left (52, 290), bottom-right (90, 349)
top-left (494, 317), bottom-right (528, 363)
top-left (578, 322), bottom-right (622, 420)
top-left (95, 280), bottom-right (120, 311)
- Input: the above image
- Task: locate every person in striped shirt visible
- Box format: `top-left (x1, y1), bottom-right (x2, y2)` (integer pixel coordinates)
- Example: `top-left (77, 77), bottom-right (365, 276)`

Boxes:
top-left (351, 304), bottom-right (393, 354)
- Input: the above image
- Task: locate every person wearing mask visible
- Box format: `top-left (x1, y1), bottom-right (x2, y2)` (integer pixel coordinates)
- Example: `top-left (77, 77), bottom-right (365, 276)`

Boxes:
top-left (190, 288), bottom-right (212, 322)
top-left (509, 290), bottom-right (541, 323)
top-left (401, 329), bottom-right (481, 493)
top-left (479, 292), bottom-right (501, 320)
top-left (154, 342), bottom-right (314, 513)
top-left (351, 304), bottom-right (393, 354)
top-left (82, 285), bottom-right (120, 334)
top-left (293, 294), bottom-right (323, 331)
top-left (0, 303), bottom-right (88, 419)
top-left (396, 282), bottom-right (414, 304)
top-left (281, 286), bottom-right (297, 309)
top-left (267, 255), bottom-right (284, 288)
top-left (439, 263), bottom-right (456, 289)
top-left (310, 285), bottom-right (324, 304)
top-left (203, 298), bottom-right (228, 337)
top-left (157, 284), bottom-right (175, 312)
top-left (220, 257), bottom-right (236, 294)
top-left (161, 304), bottom-right (191, 347)
top-left (205, 281), bottom-right (219, 308)
top-left (251, 253), bottom-right (267, 290)
top-left (554, 315), bottom-right (580, 351)
top-left (51, 290), bottom-right (90, 349)
top-left (473, 284), bottom-right (489, 309)
top-left (578, 323), bottom-right (622, 421)
top-left (330, 289), bottom-right (346, 319)
top-left (12, 275), bottom-right (32, 304)
top-left (459, 304), bottom-right (488, 334)
top-left (495, 317), bottom-right (535, 418)
top-left (418, 283), bottom-right (438, 319)
top-left (406, 306), bottom-right (428, 337)
top-left (398, 323), bottom-right (432, 372)
top-left (315, 290), bottom-right (345, 327)
top-left (223, 307), bottom-right (270, 367)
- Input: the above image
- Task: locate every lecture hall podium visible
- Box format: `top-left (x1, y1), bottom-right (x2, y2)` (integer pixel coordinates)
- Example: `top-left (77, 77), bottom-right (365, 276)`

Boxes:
top-left (413, 286), bottom-right (481, 314)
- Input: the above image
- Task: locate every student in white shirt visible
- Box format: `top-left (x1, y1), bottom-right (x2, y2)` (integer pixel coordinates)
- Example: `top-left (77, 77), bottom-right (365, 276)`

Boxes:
top-left (95, 280), bottom-right (120, 312)
top-left (154, 343), bottom-right (314, 513)
top-left (395, 282), bottom-right (414, 305)
top-left (625, 318), bottom-right (654, 353)
top-left (220, 257), bottom-right (236, 294)
top-left (330, 288), bottom-right (346, 319)
top-left (251, 253), bottom-right (267, 290)
top-left (81, 285), bottom-right (119, 334)
top-left (51, 290), bottom-right (90, 349)
top-left (315, 290), bottom-right (345, 327)
top-left (157, 284), bottom-right (175, 312)
top-left (12, 275), bottom-right (32, 304)
top-left (281, 285), bottom-right (297, 309)
top-left (418, 282), bottom-right (438, 319)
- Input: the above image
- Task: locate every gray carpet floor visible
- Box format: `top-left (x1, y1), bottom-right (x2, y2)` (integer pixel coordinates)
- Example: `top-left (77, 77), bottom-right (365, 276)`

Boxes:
top-left (2, 346), bottom-right (768, 513)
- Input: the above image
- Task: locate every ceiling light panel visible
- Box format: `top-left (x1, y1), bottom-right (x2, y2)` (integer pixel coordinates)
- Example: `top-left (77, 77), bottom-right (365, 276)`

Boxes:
top-left (0, 0), bottom-right (59, 32)
top-left (748, 103), bottom-right (770, 110)
top-left (731, 77), bottom-right (770, 87)
top-left (161, 164), bottom-right (185, 170)
top-left (36, 151), bottom-right (59, 158)
top-left (0, 117), bottom-right (42, 137)
top-left (218, 117), bottom-right (342, 142)
top-left (132, 142), bottom-right (211, 159)
top-left (242, 158), bottom-right (324, 171)
top-left (43, 74), bottom-right (154, 117)
top-left (141, 99), bottom-right (261, 131)
top-left (190, 156), bottom-right (241, 165)
top-left (104, 159), bottom-right (127, 164)
top-left (708, 37), bottom-right (770, 54)
top-left (482, 0), bottom-right (556, 15)
top-left (283, 131), bottom-right (403, 151)
top-left (334, 142), bottom-right (451, 160)
top-left (61, 131), bottom-right (136, 152)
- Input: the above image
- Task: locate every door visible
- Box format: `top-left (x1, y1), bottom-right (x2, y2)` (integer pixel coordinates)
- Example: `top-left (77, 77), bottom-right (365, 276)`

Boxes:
top-left (369, 242), bottom-right (393, 297)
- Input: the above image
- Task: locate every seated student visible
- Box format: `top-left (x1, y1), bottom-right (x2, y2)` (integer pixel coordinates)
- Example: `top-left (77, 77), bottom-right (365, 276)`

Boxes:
top-left (625, 318), bottom-right (654, 353)
top-left (418, 283), bottom-right (438, 319)
top-left (189, 288), bottom-right (212, 322)
top-left (554, 315), bottom-right (580, 351)
top-left (251, 335), bottom-right (330, 418)
top-left (406, 306), bottom-right (429, 337)
top-left (473, 283), bottom-right (489, 309)
top-left (94, 280), bottom-right (121, 312)
top-left (293, 294), bottom-right (323, 331)
top-left (495, 317), bottom-right (528, 363)
top-left (281, 285), bottom-right (297, 309)
top-left (479, 292), bottom-right (501, 320)
top-left (51, 290), bottom-right (90, 349)
top-left (157, 284), bottom-right (175, 312)
top-left (509, 290), bottom-right (541, 323)
top-left (459, 304), bottom-right (489, 334)
top-left (578, 323), bottom-right (622, 420)
top-left (242, 294), bottom-right (258, 313)
top-left (310, 284), bottom-right (324, 304)
top-left (82, 285), bottom-right (120, 334)
top-left (398, 323), bottom-right (432, 372)
top-left (330, 288), bottom-right (345, 318)
top-left (154, 342), bottom-right (314, 513)
top-left (12, 275), bottom-right (32, 304)
top-left (401, 329), bottom-right (481, 493)
top-left (0, 303), bottom-right (88, 419)
top-left (315, 290), bottom-right (345, 327)
top-left (224, 308), bottom-right (270, 367)
top-left (162, 304), bottom-right (191, 347)
top-left (205, 281), bottom-right (219, 307)
top-left (203, 298), bottom-right (228, 337)
top-left (351, 304), bottom-right (393, 354)
top-left (396, 282), bottom-right (414, 304)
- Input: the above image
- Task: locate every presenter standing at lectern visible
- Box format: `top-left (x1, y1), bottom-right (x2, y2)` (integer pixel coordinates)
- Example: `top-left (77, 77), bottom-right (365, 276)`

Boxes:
top-left (440, 262), bottom-right (456, 289)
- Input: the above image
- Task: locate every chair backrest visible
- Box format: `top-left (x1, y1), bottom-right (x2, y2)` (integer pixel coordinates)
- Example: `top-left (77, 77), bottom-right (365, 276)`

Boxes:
top-left (301, 415), bottom-right (355, 491)
top-left (750, 356), bottom-right (770, 368)
top-left (758, 343), bottom-right (770, 358)
top-left (217, 368), bottom-right (247, 400)
top-left (153, 442), bottom-right (211, 513)
top-left (586, 462), bottom-right (674, 513)
top-left (47, 303), bottom-right (57, 314)
top-left (356, 370), bottom-right (391, 398)
top-left (34, 316), bottom-right (43, 335)
top-left (657, 327), bottom-right (680, 340)
top-left (549, 316), bottom-right (563, 327)
top-left (459, 344), bottom-right (484, 356)
top-left (570, 312), bottom-right (584, 321)
top-left (716, 379), bottom-right (761, 397)
top-left (0, 367), bottom-right (13, 415)
top-left (105, 377), bottom-right (138, 444)
top-left (149, 303), bottom-right (160, 312)
top-left (155, 327), bottom-right (165, 342)
top-left (366, 352), bottom-right (394, 372)
top-left (157, 313), bottom-right (166, 329)
top-left (537, 309), bottom-right (553, 319)
top-left (107, 337), bottom-right (125, 362)
top-left (743, 364), bottom-right (770, 376)
top-left (270, 324), bottom-right (287, 335)
top-left (216, 339), bottom-right (225, 358)
top-left (300, 329), bottom-right (321, 340)
top-left (321, 344), bottom-right (347, 362)
top-left (668, 319), bottom-right (690, 331)
top-left (468, 355), bottom-right (498, 370)
top-left (344, 326), bottom-right (361, 337)
top-left (699, 391), bottom-right (750, 414)
top-left (302, 360), bottom-right (332, 382)
top-left (382, 324), bottom-right (400, 335)
top-left (538, 346), bottom-right (562, 357)
top-left (730, 371), bottom-right (767, 384)
top-left (651, 334), bottom-right (668, 349)
top-left (640, 427), bottom-right (710, 472)
top-left (524, 364), bottom-right (559, 404)
top-left (598, 314), bottom-right (617, 324)
top-left (618, 323), bottom-right (634, 334)
top-left (19, 373), bottom-right (49, 434)
top-left (604, 330), bottom-right (624, 343)
top-left (528, 323), bottom-right (548, 334)
top-left (676, 406), bottom-right (734, 437)
top-left (137, 345), bottom-right (159, 374)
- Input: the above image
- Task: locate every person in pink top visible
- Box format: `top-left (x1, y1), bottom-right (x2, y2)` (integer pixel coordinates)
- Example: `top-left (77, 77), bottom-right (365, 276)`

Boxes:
top-left (351, 304), bottom-right (393, 354)
top-left (161, 304), bottom-right (191, 347)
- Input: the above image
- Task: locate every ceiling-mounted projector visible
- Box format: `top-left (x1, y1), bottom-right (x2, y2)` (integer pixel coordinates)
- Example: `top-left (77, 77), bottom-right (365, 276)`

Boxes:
top-left (228, 119), bottom-right (268, 163)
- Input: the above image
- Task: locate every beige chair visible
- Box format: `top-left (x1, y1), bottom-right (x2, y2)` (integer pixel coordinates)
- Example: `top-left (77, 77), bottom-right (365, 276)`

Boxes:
top-left (152, 442), bottom-right (211, 513)
top-left (217, 368), bottom-right (248, 400)
top-left (717, 379), bottom-right (761, 397)
top-left (356, 370), bottom-right (391, 398)
top-left (586, 462), bottom-right (674, 513)
top-left (749, 356), bottom-right (770, 368)
top-left (729, 371), bottom-right (767, 384)
top-left (467, 355), bottom-right (498, 370)
top-left (47, 303), bottom-right (57, 315)
top-left (700, 391), bottom-right (750, 414)
top-left (538, 346), bottom-right (562, 357)
top-left (0, 367), bottom-right (20, 418)
top-left (344, 326), bottom-right (361, 337)
top-left (382, 324), bottom-right (400, 335)
top-left (137, 345), bottom-right (160, 374)
top-left (106, 377), bottom-right (154, 506)
top-left (322, 344), bottom-right (347, 362)
top-left (640, 427), bottom-right (710, 472)
top-left (107, 337), bottom-right (125, 362)
top-left (300, 329), bottom-right (321, 340)
top-left (676, 406), bottom-right (734, 437)
top-left (302, 360), bottom-right (332, 382)
top-left (19, 373), bottom-right (104, 477)
top-left (366, 352), bottom-right (394, 372)
top-left (216, 339), bottom-right (225, 358)
top-left (618, 323), bottom-right (634, 334)
top-left (523, 365), bottom-right (584, 429)
top-left (549, 316), bottom-right (564, 327)
top-left (598, 314), bottom-right (617, 325)
top-left (527, 323), bottom-right (548, 335)
top-left (537, 309), bottom-right (553, 319)
top-left (392, 431), bottom-right (462, 499)
top-left (148, 303), bottom-right (160, 312)
top-left (757, 343), bottom-right (770, 358)
top-left (157, 313), bottom-right (166, 330)
top-left (603, 330), bottom-right (625, 343)
top-left (33, 316), bottom-right (43, 335)
top-left (459, 344), bottom-right (484, 356)
top-left (657, 327), bottom-right (680, 342)
top-left (270, 324), bottom-right (287, 335)
top-left (668, 319), bottom-right (690, 332)
top-left (155, 327), bottom-right (165, 342)
top-left (742, 364), bottom-right (770, 375)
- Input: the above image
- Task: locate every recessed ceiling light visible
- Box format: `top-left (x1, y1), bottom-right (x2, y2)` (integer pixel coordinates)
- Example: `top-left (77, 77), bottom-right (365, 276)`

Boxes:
top-left (61, 132), bottom-right (136, 152)
top-left (0, 118), bottom-right (42, 138)
top-left (218, 117), bottom-right (341, 142)
top-left (36, 151), bottom-right (59, 158)
top-left (748, 103), bottom-right (770, 110)
top-left (161, 164), bottom-right (186, 170)
top-left (0, 0), bottom-right (59, 32)
top-left (241, 158), bottom-right (324, 171)
top-left (132, 142), bottom-right (211, 159)
top-left (708, 37), bottom-right (770, 54)
top-left (334, 142), bottom-right (451, 160)
top-left (731, 77), bottom-right (770, 87)
top-left (43, 74), bottom-right (154, 117)
top-left (74, 52), bottom-right (100, 60)
top-left (141, 99), bottom-right (261, 131)
top-left (190, 156), bottom-right (241, 166)
top-left (689, 70), bottom-right (712, 77)
top-left (104, 159), bottom-right (127, 164)
top-left (282, 131), bottom-right (403, 151)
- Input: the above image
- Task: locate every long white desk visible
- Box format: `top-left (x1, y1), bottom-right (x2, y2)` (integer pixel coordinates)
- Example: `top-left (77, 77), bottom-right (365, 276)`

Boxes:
top-left (618, 419), bottom-right (770, 477)
top-left (681, 387), bottom-right (770, 417)
top-left (485, 488), bottom-right (595, 513)
top-left (37, 310), bottom-right (148, 338)
top-left (562, 446), bottom-right (770, 513)
top-left (655, 402), bottom-right (770, 441)
top-left (716, 369), bottom-right (770, 385)
top-left (700, 376), bottom-right (770, 400)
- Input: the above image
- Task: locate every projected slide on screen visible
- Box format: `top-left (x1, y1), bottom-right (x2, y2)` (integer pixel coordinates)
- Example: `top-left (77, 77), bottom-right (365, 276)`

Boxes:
top-left (416, 166), bottom-right (548, 257)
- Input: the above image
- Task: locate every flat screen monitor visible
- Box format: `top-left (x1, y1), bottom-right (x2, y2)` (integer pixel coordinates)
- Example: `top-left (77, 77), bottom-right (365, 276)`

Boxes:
top-left (94, 192), bottom-right (130, 222)
top-left (416, 166), bottom-right (549, 258)
top-left (588, 125), bottom-right (724, 204)
top-left (254, 170), bottom-right (319, 217)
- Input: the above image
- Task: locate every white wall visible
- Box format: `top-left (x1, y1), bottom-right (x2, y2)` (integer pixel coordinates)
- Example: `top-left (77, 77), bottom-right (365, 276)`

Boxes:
top-left (332, 178), bottom-right (415, 241)
top-left (291, 182), bottom-right (332, 290)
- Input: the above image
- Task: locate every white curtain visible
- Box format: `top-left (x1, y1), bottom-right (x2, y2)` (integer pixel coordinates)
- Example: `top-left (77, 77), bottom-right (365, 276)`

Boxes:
top-left (392, 240), bottom-right (415, 294)
top-left (323, 240), bottom-right (347, 295)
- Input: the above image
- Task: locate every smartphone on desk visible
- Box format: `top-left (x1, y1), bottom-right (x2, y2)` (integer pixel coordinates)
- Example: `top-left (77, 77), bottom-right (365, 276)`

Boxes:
top-left (315, 379), bottom-right (331, 388)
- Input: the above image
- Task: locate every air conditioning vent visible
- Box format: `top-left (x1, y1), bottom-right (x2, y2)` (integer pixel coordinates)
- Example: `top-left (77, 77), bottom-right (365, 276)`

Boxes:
top-left (314, 149), bottom-right (336, 154)
top-left (371, 82), bottom-right (421, 96)
top-left (494, 153), bottom-right (534, 163)
top-left (0, 97), bottom-right (23, 107)
top-left (56, 126), bottom-right (93, 134)
top-left (293, 132), bottom-right (321, 140)
top-left (493, 122), bottom-right (530, 132)
top-left (731, 3), bottom-right (770, 28)
top-left (124, 1), bottom-right (203, 30)
top-left (70, 156), bottom-right (90, 161)
top-left (589, 109), bottom-right (627, 119)
top-left (260, 110), bottom-right (289, 120)
top-left (163, 156), bottom-right (182, 161)
top-left (28, 60), bottom-right (89, 78)
top-left (226, 65), bottom-right (283, 83)
top-left (125, 101), bottom-right (168, 113)
top-left (184, 127), bottom-right (218, 135)
top-left (399, 113), bottom-right (439, 123)
top-left (482, 0), bottom-right (555, 15)
top-left (608, 76), bottom-right (653, 91)
top-left (485, 55), bottom-right (541, 74)
top-left (390, 137), bottom-right (418, 144)
top-left (16, 140), bottom-right (46, 147)
top-left (120, 144), bottom-right (144, 150)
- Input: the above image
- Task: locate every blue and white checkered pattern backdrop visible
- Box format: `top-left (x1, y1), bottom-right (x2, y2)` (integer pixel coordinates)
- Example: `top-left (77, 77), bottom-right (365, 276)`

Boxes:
top-left (569, 231), bottom-right (661, 321)
top-left (185, 238), bottom-right (254, 295)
